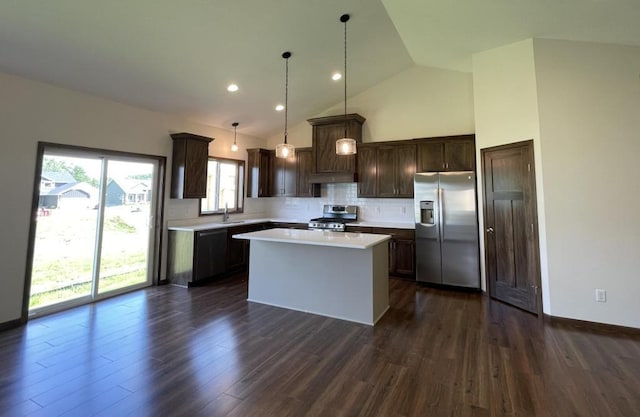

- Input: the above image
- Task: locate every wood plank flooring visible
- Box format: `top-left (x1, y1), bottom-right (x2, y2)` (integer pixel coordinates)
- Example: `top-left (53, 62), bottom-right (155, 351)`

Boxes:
top-left (1, 275), bottom-right (639, 416)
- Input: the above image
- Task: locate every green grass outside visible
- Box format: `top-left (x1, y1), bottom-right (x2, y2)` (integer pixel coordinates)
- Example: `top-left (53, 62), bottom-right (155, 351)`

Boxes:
top-left (29, 268), bottom-right (147, 309)
top-left (30, 207), bottom-right (151, 310)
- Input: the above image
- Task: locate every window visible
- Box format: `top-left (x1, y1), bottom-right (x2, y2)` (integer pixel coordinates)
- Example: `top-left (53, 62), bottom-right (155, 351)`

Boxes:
top-left (200, 157), bottom-right (245, 215)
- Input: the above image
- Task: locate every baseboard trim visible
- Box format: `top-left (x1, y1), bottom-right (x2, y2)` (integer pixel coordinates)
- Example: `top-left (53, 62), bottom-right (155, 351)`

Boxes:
top-left (0, 318), bottom-right (24, 332)
top-left (544, 314), bottom-right (640, 335)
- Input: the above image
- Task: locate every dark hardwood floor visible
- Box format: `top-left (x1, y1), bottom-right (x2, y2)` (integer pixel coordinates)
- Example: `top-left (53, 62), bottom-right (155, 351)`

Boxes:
top-left (1, 275), bottom-right (639, 417)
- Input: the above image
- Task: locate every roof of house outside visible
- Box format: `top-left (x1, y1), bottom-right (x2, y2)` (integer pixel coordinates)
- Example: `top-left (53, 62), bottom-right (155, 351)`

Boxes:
top-left (46, 182), bottom-right (97, 197)
top-left (41, 171), bottom-right (76, 184)
top-left (109, 179), bottom-right (151, 194)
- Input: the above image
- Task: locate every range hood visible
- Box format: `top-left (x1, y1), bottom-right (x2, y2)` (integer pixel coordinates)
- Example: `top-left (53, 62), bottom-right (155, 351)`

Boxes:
top-left (307, 113), bottom-right (365, 185)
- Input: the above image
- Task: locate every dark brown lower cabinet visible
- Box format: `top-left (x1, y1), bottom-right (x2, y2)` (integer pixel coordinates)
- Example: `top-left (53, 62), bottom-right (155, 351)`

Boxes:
top-left (269, 222), bottom-right (309, 230)
top-left (347, 226), bottom-right (416, 279)
top-left (167, 228), bottom-right (227, 287)
top-left (227, 223), bottom-right (268, 272)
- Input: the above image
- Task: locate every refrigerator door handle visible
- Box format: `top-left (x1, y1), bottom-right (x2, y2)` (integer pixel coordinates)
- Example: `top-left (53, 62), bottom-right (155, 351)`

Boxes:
top-left (438, 187), bottom-right (444, 241)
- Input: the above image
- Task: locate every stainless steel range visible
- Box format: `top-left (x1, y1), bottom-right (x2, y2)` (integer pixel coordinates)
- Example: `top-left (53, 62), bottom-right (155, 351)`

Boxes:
top-left (308, 205), bottom-right (358, 232)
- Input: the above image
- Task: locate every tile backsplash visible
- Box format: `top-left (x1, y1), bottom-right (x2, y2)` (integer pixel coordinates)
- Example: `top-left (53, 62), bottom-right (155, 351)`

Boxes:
top-left (166, 182), bottom-right (414, 227)
top-left (262, 183), bottom-right (414, 223)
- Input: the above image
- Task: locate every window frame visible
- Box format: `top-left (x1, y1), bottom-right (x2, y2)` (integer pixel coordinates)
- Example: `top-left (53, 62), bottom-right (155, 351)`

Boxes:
top-left (199, 156), bottom-right (245, 216)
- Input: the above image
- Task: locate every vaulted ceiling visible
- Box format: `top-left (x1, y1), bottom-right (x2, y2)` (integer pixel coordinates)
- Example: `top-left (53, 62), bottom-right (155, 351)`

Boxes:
top-left (1, 0), bottom-right (639, 139)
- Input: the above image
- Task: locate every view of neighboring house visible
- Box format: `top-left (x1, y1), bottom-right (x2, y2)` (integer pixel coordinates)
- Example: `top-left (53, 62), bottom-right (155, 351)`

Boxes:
top-left (39, 182), bottom-right (97, 210)
top-left (39, 171), bottom-right (97, 209)
top-left (106, 179), bottom-right (151, 207)
top-left (40, 171), bottom-right (76, 193)
top-left (38, 171), bottom-right (150, 209)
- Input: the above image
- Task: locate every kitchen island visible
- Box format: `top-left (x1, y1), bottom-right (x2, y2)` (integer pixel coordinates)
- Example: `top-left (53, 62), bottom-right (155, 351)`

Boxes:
top-left (233, 228), bottom-right (391, 325)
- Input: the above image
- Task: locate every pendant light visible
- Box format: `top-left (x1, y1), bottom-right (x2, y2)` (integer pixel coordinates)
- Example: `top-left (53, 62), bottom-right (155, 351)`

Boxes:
top-left (275, 51), bottom-right (295, 158)
top-left (336, 14), bottom-right (357, 155)
top-left (230, 122), bottom-right (239, 152)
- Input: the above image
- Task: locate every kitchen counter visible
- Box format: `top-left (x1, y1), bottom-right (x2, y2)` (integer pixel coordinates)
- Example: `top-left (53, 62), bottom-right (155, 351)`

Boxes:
top-left (167, 218), bottom-right (272, 232)
top-left (234, 228), bottom-right (390, 325)
top-left (233, 228), bottom-right (390, 249)
top-left (168, 218), bottom-right (415, 232)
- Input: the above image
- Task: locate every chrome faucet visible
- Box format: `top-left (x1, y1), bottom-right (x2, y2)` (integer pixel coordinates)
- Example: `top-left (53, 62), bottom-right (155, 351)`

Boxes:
top-left (223, 203), bottom-right (229, 222)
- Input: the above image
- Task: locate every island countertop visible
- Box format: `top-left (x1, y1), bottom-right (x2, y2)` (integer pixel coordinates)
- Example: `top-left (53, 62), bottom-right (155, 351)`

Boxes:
top-left (233, 228), bottom-right (391, 249)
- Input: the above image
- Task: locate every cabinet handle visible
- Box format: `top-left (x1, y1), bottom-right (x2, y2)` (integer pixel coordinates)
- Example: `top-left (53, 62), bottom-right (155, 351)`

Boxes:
top-left (445, 162), bottom-right (449, 170)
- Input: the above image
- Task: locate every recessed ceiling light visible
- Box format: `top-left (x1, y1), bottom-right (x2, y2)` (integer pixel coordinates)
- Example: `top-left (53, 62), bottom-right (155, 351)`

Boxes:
top-left (227, 84), bottom-right (239, 92)
top-left (275, 104), bottom-right (285, 111)
top-left (332, 73), bottom-right (342, 81)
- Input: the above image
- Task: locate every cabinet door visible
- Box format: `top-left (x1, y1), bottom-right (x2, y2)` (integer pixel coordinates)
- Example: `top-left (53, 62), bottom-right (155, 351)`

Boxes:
top-left (270, 152), bottom-right (296, 197)
top-left (183, 140), bottom-right (209, 198)
top-left (226, 234), bottom-right (248, 272)
top-left (296, 148), bottom-right (320, 197)
top-left (394, 239), bottom-right (415, 277)
top-left (377, 145), bottom-right (415, 198)
top-left (395, 145), bottom-right (416, 197)
top-left (247, 149), bottom-right (272, 197)
top-left (270, 152), bottom-right (282, 196)
top-left (227, 223), bottom-right (268, 272)
top-left (376, 146), bottom-right (397, 197)
top-left (194, 229), bottom-right (227, 281)
top-left (357, 146), bottom-right (377, 197)
top-left (372, 228), bottom-right (415, 278)
top-left (170, 134), bottom-right (212, 199)
top-left (417, 141), bottom-right (445, 172)
top-left (444, 140), bottom-right (475, 171)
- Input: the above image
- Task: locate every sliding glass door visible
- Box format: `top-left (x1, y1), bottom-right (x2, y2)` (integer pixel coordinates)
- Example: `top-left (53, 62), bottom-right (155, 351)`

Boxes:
top-left (28, 145), bottom-right (162, 315)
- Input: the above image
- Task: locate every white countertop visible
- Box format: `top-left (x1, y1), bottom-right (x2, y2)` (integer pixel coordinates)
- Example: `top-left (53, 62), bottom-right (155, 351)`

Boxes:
top-left (168, 218), bottom-right (415, 232)
top-left (233, 228), bottom-right (391, 249)
top-left (168, 218), bottom-right (271, 231)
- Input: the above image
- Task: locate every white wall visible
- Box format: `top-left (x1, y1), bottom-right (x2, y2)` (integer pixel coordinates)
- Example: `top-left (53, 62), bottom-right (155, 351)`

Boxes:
top-left (533, 39), bottom-right (640, 328)
top-left (471, 39), bottom-right (550, 299)
top-left (473, 38), bottom-right (640, 328)
top-left (0, 72), bottom-right (264, 324)
top-left (266, 65), bottom-right (475, 148)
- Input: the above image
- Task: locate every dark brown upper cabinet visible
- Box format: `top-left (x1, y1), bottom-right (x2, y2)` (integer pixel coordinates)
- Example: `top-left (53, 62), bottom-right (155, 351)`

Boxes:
top-left (307, 113), bottom-right (365, 183)
top-left (270, 150), bottom-right (297, 197)
top-left (296, 148), bottom-right (321, 197)
top-left (357, 144), bottom-right (377, 198)
top-left (416, 135), bottom-right (475, 172)
top-left (357, 143), bottom-right (415, 198)
top-left (170, 133), bottom-right (213, 199)
top-left (376, 144), bottom-right (416, 198)
top-left (247, 148), bottom-right (320, 198)
top-left (246, 148), bottom-right (272, 198)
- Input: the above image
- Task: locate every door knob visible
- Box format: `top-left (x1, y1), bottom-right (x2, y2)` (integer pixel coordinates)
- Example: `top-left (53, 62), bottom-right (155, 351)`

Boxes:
top-left (486, 227), bottom-right (494, 233)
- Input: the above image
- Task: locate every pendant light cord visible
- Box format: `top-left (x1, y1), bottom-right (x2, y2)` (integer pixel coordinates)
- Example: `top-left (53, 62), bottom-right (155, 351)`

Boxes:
top-left (343, 15), bottom-right (348, 138)
top-left (284, 54), bottom-right (289, 144)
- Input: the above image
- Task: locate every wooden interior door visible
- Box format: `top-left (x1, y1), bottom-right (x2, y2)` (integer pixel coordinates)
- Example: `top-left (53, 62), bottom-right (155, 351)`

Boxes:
top-left (481, 140), bottom-right (541, 314)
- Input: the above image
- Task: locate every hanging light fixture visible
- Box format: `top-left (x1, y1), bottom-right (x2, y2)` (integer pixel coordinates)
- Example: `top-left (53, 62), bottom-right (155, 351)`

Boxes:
top-left (275, 51), bottom-right (295, 159)
top-left (230, 122), bottom-right (239, 152)
top-left (336, 14), bottom-right (357, 155)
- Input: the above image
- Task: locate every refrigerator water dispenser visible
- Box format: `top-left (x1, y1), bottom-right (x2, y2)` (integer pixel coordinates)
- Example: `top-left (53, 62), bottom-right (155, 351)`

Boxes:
top-left (420, 201), bottom-right (434, 224)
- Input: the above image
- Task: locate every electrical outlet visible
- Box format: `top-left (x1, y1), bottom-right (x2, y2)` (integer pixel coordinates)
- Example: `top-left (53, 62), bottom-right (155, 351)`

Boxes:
top-left (595, 289), bottom-right (607, 303)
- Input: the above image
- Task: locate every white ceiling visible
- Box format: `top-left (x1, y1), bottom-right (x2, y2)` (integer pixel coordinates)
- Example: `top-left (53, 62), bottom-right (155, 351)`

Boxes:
top-left (1, 0), bottom-right (639, 139)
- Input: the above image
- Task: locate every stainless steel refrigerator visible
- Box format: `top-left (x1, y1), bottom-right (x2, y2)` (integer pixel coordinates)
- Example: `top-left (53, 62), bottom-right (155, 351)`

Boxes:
top-left (414, 172), bottom-right (480, 288)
